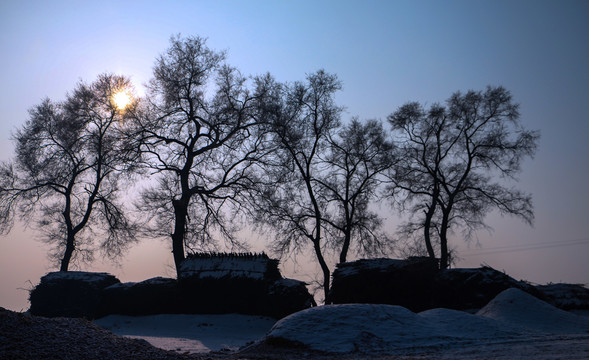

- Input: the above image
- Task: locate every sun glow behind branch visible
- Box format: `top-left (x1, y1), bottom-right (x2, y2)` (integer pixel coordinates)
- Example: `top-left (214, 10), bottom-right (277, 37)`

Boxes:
top-left (113, 90), bottom-right (132, 110)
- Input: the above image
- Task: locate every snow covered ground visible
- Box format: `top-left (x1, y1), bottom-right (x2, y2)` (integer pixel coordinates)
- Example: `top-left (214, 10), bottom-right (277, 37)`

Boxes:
top-left (267, 288), bottom-right (589, 358)
top-left (94, 289), bottom-right (589, 359)
top-left (94, 313), bottom-right (277, 353)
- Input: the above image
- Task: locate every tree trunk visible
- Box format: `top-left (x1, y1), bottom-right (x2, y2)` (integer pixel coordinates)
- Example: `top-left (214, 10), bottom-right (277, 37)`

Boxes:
top-left (423, 210), bottom-right (436, 259)
top-left (423, 201), bottom-right (436, 259)
top-left (60, 234), bottom-right (75, 272)
top-left (171, 198), bottom-right (188, 278)
top-left (339, 227), bottom-right (351, 264)
top-left (439, 209), bottom-right (450, 270)
top-left (302, 166), bottom-right (331, 302)
top-left (423, 185), bottom-right (439, 260)
top-left (313, 238), bottom-right (331, 303)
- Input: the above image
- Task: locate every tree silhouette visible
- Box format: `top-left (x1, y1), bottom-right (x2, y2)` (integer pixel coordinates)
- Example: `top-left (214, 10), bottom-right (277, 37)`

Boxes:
top-left (388, 86), bottom-right (539, 269)
top-left (0, 74), bottom-right (138, 271)
top-left (320, 118), bottom-right (394, 263)
top-left (130, 35), bottom-right (272, 277)
top-left (249, 70), bottom-right (343, 299)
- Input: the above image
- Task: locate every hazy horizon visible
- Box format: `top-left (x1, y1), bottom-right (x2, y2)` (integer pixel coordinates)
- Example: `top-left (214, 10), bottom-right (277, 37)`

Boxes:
top-left (1, 0), bottom-right (588, 311)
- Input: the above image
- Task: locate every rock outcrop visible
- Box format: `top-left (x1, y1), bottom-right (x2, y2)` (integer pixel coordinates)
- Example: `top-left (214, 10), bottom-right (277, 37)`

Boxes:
top-left (178, 253), bottom-right (315, 318)
top-left (29, 271), bottom-right (120, 318)
top-left (328, 257), bottom-right (439, 311)
top-left (29, 253), bottom-right (315, 319)
top-left (329, 258), bottom-right (544, 311)
top-left (97, 277), bottom-right (181, 317)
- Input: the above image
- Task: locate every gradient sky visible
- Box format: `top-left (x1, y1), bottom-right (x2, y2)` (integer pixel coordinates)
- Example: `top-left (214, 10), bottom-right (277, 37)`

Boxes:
top-left (1, 0), bottom-right (588, 311)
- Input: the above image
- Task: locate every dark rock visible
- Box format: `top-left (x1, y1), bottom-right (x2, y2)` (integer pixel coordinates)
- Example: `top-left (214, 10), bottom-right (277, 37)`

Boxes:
top-left (28, 253), bottom-right (315, 319)
top-left (535, 283), bottom-right (589, 310)
top-left (178, 252), bottom-right (282, 282)
top-left (0, 306), bottom-right (197, 360)
top-left (178, 252), bottom-right (313, 318)
top-left (328, 257), bottom-right (439, 311)
top-left (266, 279), bottom-right (317, 318)
top-left (328, 258), bottom-right (547, 312)
top-left (432, 266), bottom-right (540, 310)
top-left (96, 277), bottom-right (181, 317)
top-left (29, 271), bottom-right (120, 318)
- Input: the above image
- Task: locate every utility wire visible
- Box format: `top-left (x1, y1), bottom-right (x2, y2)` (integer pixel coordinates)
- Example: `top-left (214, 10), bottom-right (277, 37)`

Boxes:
top-left (460, 237), bottom-right (589, 256)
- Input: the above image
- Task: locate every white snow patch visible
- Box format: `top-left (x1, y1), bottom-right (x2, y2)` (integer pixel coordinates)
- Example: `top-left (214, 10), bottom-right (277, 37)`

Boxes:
top-left (265, 288), bottom-right (589, 355)
top-left (94, 313), bottom-right (276, 354)
top-left (268, 304), bottom-right (442, 353)
top-left (140, 276), bottom-right (174, 285)
top-left (179, 257), bottom-right (272, 279)
top-left (104, 277), bottom-right (174, 290)
top-left (419, 307), bottom-right (523, 340)
top-left (335, 258), bottom-right (407, 277)
top-left (41, 271), bottom-right (116, 283)
top-left (477, 288), bottom-right (589, 334)
top-left (93, 289), bottom-right (589, 358)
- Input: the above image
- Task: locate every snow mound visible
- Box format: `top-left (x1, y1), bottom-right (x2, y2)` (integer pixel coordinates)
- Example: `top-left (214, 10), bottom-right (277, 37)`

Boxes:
top-left (265, 289), bottom-right (589, 354)
top-left (418, 308), bottom-right (522, 340)
top-left (267, 304), bottom-right (451, 353)
top-left (477, 288), bottom-right (589, 334)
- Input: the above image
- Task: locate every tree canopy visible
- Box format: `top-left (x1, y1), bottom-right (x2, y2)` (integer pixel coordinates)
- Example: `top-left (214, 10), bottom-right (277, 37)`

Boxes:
top-left (320, 118), bottom-right (395, 264)
top-left (0, 74), bottom-right (139, 270)
top-left (0, 32), bottom-right (540, 304)
top-left (388, 86), bottom-right (539, 269)
top-left (129, 35), bottom-right (273, 276)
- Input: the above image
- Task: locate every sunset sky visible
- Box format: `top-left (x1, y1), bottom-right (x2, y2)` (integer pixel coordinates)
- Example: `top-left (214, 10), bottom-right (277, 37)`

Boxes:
top-left (1, 0), bottom-right (588, 311)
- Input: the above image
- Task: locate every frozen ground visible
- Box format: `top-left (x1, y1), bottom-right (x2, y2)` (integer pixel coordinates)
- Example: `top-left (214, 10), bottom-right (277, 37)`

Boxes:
top-left (94, 313), bottom-right (277, 353)
top-left (265, 288), bottom-right (589, 358)
top-left (93, 289), bottom-right (589, 359)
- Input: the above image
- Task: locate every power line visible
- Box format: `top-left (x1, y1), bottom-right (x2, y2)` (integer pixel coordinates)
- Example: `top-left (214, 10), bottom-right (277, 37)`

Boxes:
top-left (460, 237), bottom-right (589, 256)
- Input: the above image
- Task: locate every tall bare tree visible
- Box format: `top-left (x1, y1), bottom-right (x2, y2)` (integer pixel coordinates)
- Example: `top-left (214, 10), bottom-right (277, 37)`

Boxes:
top-left (249, 70), bottom-right (343, 299)
top-left (388, 86), bottom-right (540, 269)
top-left (387, 102), bottom-right (448, 261)
top-left (0, 74), bottom-right (138, 271)
top-left (319, 118), bottom-right (395, 263)
top-left (130, 35), bottom-right (271, 276)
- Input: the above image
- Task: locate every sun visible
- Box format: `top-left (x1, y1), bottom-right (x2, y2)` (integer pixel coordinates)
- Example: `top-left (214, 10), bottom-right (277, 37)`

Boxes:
top-left (112, 90), bottom-right (132, 110)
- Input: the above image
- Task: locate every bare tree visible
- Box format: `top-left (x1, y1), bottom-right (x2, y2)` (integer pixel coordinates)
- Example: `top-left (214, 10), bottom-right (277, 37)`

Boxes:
top-left (130, 35), bottom-right (271, 277)
top-left (319, 118), bottom-right (395, 263)
top-left (388, 86), bottom-right (539, 269)
top-left (250, 70), bottom-right (343, 299)
top-left (387, 102), bottom-right (448, 261)
top-left (0, 74), bottom-right (138, 271)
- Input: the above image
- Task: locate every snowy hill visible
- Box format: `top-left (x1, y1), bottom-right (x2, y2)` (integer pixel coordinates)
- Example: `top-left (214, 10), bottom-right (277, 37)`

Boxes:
top-left (477, 288), bottom-right (589, 334)
top-left (262, 288), bottom-right (589, 357)
top-left (5, 288), bottom-right (589, 359)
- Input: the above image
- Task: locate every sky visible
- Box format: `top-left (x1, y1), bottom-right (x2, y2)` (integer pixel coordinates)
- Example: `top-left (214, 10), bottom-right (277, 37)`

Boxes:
top-left (1, 0), bottom-right (588, 311)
